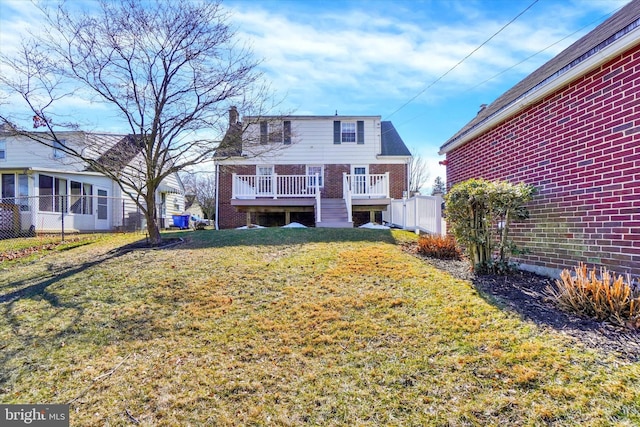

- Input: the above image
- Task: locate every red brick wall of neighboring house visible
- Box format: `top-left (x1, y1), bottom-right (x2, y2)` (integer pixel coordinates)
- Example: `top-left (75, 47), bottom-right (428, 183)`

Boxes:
top-left (370, 163), bottom-right (408, 199)
top-left (218, 162), bottom-right (409, 229)
top-left (446, 43), bottom-right (640, 277)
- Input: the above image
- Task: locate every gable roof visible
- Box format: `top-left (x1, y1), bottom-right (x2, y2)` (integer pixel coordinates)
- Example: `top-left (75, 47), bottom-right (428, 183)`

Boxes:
top-left (86, 134), bottom-right (145, 172)
top-left (381, 121), bottom-right (411, 156)
top-left (440, 0), bottom-right (640, 155)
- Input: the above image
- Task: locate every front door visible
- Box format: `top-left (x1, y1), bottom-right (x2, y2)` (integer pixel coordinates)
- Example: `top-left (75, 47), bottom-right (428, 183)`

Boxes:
top-left (352, 165), bottom-right (368, 195)
top-left (95, 187), bottom-right (110, 230)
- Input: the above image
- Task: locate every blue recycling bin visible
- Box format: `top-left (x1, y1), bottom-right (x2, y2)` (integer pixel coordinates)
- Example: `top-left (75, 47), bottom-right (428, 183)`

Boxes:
top-left (172, 214), bottom-right (190, 229)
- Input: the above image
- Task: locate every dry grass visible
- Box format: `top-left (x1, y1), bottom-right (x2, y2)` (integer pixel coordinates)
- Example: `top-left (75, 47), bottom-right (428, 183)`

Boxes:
top-left (1, 229), bottom-right (639, 426)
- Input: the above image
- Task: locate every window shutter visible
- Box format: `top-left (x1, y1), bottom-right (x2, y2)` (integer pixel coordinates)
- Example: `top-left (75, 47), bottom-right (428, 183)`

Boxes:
top-left (333, 121), bottom-right (341, 144)
top-left (284, 120), bottom-right (291, 145)
top-left (260, 121), bottom-right (268, 144)
top-left (357, 121), bottom-right (364, 144)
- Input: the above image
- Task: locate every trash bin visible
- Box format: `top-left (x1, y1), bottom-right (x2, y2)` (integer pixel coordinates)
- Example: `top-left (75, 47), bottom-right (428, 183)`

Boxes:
top-left (172, 214), bottom-right (190, 229)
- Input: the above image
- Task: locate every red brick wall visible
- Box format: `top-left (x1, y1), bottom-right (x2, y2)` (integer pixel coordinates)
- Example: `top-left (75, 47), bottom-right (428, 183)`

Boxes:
top-left (370, 163), bottom-right (408, 199)
top-left (217, 165), bottom-right (254, 229)
top-left (446, 43), bottom-right (640, 277)
top-left (217, 162), bottom-right (409, 228)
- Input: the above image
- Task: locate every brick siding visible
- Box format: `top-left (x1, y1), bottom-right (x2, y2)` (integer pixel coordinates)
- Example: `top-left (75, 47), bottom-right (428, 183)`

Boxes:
top-left (446, 43), bottom-right (640, 277)
top-left (370, 163), bottom-right (407, 199)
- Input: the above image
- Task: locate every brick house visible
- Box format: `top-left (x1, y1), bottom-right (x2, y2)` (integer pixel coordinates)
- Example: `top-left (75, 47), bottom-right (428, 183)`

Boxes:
top-left (214, 108), bottom-right (412, 228)
top-left (439, 0), bottom-right (640, 278)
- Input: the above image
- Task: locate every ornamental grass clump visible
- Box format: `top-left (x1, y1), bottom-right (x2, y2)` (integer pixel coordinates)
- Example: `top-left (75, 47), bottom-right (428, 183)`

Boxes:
top-left (546, 263), bottom-right (640, 329)
top-left (417, 234), bottom-right (462, 260)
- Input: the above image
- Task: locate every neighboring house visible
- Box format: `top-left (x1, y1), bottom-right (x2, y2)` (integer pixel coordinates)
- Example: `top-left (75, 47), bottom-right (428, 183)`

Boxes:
top-left (0, 130), bottom-right (184, 234)
top-left (439, 0), bottom-right (640, 277)
top-left (214, 108), bottom-right (412, 228)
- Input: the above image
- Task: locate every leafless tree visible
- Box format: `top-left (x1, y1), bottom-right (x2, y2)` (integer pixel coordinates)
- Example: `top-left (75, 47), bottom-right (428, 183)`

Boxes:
top-left (181, 172), bottom-right (217, 222)
top-left (0, 0), bottom-right (270, 244)
top-left (408, 150), bottom-right (430, 195)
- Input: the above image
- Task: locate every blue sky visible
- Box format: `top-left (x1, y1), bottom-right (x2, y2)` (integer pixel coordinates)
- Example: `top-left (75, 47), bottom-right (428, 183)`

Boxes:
top-left (0, 0), bottom-right (631, 185)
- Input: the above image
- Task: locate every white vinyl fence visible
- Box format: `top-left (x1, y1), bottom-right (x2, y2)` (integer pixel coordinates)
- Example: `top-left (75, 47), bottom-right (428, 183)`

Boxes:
top-left (383, 195), bottom-right (445, 235)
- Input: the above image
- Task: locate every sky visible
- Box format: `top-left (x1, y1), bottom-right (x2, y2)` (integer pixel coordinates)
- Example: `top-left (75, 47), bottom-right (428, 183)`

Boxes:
top-left (0, 0), bottom-right (632, 188)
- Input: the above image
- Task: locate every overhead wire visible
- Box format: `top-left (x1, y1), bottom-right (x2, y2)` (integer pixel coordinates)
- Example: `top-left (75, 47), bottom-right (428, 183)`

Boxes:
top-left (392, 7), bottom-right (621, 132)
top-left (383, 0), bottom-right (540, 121)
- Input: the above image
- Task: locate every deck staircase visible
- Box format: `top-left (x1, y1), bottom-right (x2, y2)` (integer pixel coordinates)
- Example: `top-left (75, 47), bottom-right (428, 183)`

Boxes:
top-left (316, 198), bottom-right (353, 228)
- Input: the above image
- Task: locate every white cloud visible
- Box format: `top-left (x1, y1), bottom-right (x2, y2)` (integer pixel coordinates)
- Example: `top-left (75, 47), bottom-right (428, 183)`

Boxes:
top-left (228, 0), bottom-right (614, 116)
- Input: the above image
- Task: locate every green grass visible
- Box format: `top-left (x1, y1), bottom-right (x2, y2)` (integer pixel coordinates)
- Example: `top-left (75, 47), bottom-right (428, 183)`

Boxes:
top-left (1, 228), bottom-right (639, 426)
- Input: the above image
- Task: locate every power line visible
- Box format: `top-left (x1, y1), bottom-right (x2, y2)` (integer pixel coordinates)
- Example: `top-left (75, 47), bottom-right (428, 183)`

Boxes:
top-left (388, 5), bottom-right (622, 133)
top-left (384, 0), bottom-right (540, 121)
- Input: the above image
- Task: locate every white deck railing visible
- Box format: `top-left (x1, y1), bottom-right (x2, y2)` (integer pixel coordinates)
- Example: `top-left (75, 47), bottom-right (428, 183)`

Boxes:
top-left (343, 173), bottom-right (389, 198)
top-left (233, 173), bottom-right (390, 200)
top-left (232, 174), bottom-right (319, 199)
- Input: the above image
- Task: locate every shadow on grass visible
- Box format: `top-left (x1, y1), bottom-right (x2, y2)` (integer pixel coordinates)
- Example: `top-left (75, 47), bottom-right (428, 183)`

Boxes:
top-left (167, 227), bottom-right (398, 249)
top-left (0, 240), bottom-right (146, 300)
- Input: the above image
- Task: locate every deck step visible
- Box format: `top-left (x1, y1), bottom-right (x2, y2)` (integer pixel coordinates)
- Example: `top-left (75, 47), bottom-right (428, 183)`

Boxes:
top-left (316, 221), bottom-right (353, 228)
top-left (317, 198), bottom-right (351, 228)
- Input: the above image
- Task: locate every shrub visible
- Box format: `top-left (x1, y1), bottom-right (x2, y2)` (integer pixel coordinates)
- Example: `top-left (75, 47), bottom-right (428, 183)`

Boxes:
top-left (546, 263), bottom-right (640, 329)
top-left (445, 178), bottom-right (536, 274)
top-left (417, 234), bottom-right (462, 260)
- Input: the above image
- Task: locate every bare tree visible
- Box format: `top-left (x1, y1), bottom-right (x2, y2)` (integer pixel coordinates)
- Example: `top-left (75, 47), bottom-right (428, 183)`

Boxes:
top-left (0, 0), bottom-right (268, 244)
top-left (408, 150), bottom-right (430, 195)
top-left (181, 172), bottom-right (217, 222)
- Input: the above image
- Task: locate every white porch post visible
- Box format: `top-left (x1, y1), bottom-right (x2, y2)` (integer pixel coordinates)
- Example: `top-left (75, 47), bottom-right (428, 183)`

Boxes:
top-left (273, 173), bottom-right (278, 199)
top-left (385, 172), bottom-right (390, 197)
top-left (315, 173), bottom-right (321, 223)
top-left (231, 173), bottom-right (237, 200)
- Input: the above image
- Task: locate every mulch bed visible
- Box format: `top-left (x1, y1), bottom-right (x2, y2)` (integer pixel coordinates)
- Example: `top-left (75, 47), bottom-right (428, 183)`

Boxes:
top-left (404, 243), bottom-right (640, 362)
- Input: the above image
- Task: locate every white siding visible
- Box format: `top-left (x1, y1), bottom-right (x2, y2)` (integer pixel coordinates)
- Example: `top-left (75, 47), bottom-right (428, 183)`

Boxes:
top-left (0, 132), bottom-right (126, 172)
top-left (235, 116), bottom-right (400, 166)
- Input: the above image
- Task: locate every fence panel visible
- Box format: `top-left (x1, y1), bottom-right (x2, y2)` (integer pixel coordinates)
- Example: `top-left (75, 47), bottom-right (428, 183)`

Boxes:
top-left (383, 195), bottom-right (444, 235)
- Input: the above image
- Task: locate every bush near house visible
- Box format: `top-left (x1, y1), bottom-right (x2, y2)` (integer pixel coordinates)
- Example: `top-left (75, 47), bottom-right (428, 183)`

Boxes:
top-left (547, 263), bottom-right (640, 329)
top-left (417, 234), bottom-right (461, 260)
top-left (445, 178), bottom-right (535, 274)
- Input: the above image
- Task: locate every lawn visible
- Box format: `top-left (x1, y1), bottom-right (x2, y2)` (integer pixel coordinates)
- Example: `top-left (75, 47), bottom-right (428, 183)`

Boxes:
top-left (1, 229), bottom-right (639, 426)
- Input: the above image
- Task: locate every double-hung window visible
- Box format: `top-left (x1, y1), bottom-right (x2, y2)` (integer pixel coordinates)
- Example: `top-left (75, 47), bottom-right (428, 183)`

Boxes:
top-left (0, 141), bottom-right (6, 161)
top-left (306, 165), bottom-right (324, 188)
top-left (333, 120), bottom-right (364, 144)
top-left (260, 120), bottom-right (292, 144)
top-left (341, 122), bottom-right (356, 142)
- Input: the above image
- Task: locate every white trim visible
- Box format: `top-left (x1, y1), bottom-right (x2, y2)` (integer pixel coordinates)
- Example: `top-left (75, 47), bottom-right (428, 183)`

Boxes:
top-left (439, 26), bottom-right (640, 155)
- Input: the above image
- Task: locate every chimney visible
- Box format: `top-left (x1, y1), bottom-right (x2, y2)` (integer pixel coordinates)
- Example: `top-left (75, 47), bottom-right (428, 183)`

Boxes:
top-left (229, 106), bottom-right (239, 126)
